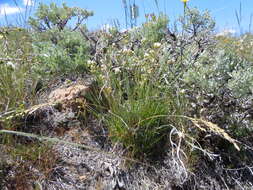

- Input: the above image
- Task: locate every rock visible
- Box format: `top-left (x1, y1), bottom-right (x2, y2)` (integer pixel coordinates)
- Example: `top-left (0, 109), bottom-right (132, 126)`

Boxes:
top-left (48, 84), bottom-right (90, 103)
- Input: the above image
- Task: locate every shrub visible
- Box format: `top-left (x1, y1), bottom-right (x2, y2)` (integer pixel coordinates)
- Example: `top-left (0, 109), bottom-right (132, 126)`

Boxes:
top-left (29, 3), bottom-right (93, 76)
top-left (141, 14), bottom-right (169, 45)
top-left (32, 29), bottom-right (90, 75)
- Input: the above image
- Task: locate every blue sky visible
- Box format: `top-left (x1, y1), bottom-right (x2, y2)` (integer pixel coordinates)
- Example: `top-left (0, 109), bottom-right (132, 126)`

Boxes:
top-left (0, 0), bottom-right (253, 34)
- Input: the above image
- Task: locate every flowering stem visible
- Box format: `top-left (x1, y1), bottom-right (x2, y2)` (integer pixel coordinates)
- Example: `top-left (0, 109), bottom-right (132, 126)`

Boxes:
top-left (184, 2), bottom-right (186, 16)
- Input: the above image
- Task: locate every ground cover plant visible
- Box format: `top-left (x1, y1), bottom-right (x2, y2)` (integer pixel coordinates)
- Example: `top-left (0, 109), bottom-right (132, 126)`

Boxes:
top-left (0, 1), bottom-right (253, 189)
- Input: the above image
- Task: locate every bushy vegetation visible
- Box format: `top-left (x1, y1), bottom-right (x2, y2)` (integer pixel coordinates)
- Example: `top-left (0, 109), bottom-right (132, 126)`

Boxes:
top-left (0, 27), bottom-right (36, 112)
top-left (1, 2), bottom-right (253, 189)
top-left (29, 2), bottom-right (93, 75)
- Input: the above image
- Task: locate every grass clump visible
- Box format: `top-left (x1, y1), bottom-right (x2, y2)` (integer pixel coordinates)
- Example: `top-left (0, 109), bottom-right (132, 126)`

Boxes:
top-left (0, 27), bottom-right (37, 113)
top-left (105, 83), bottom-right (173, 159)
top-left (0, 64), bottom-right (27, 112)
top-left (86, 26), bottom-right (188, 160)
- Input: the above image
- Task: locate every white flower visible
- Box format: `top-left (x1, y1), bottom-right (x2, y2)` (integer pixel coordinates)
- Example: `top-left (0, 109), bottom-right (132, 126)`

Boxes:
top-left (122, 48), bottom-right (133, 55)
top-left (153, 42), bottom-right (161, 48)
top-left (42, 53), bottom-right (49, 57)
top-left (87, 60), bottom-right (95, 65)
top-left (113, 67), bottom-right (121, 74)
top-left (144, 52), bottom-right (150, 58)
top-left (141, 37), bottom-right (147, 42)
top-left (180, 89), bottom-right (186, 94)
top-left (149, 49), bottom-right (155, 54)
top-left (6, 61), bottom-right (16, 69)
top-left (101, 64), bottom-right (107, 71)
